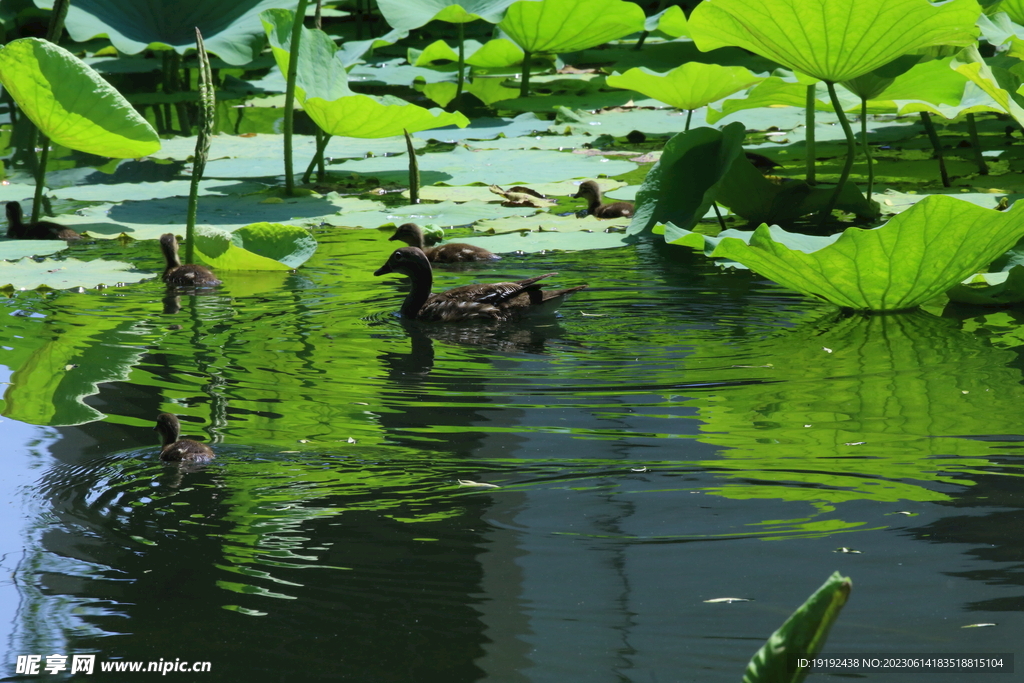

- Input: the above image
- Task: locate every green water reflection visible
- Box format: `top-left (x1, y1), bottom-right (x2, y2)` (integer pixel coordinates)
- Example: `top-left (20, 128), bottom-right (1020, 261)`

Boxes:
top-left (5, 231), bottom-right (1024, 681)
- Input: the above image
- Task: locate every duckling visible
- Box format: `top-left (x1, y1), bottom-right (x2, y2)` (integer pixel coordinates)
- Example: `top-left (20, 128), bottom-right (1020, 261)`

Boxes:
top-left (154, 413), bottom-right (215, 463)
top-left (389, 223), bottom-right (500, 263)
top-left (374, 246), bottom-right (586, 322)
top-left (160, 233), bottom-right (220, 287)
top-left (572, 180), bottom-right (634, 219)
top-left (6, 201), bottom-right (80, 240)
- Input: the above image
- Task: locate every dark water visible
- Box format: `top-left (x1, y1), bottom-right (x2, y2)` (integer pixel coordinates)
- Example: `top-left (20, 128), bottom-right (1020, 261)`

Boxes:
top-left (3, 229), bottom-right (1024, 682)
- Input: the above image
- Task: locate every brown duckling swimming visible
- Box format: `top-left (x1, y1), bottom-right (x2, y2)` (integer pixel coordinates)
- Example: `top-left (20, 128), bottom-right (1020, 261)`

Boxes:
top-left (374, 246), bottom-right (586, 322)
top-left (154, 412), bottom-right (215, 463)
top-left (572, 180), bottom-right (634, 219)
top-left (6, 201), bottom-right (80, 240)
top-left (160, 233), bottom-right (221, 287)
top-left (389, 223), bottom-right (499, 263)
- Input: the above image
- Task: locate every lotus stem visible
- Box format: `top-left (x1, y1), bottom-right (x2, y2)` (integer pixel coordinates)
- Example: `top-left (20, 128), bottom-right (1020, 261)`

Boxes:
top-left (967, 113), bottom-right (988, 175)
top-left (633, 31), bottom-right (649, 51)
top-left (406, 129), bottom-right (420, 204)
top-left (520, 50), bottom-right (532, 99)
top-left (860, 98), bottom-right (873, 203)
top-left (805, 84), bottom-right (816, 185)
top-left (455, 22), bottom-right (465, 109)
top-left (820, 81), bottom-right (856, 223)
top-left (685, 109), bottom-right (692, 132)
top-left (919, 112), bottom-right (949, 187)
top-left (29, 0), bottom-right (70, 224)
top-left (185, 28), bottom-right (215, 265)
top-left (303, 132), bottom-right (332, 184)
top-left (712, 203), bottom-right (726, 231)
top-left (284, 0), bottom-right (310, 196)
top-left (314, 0), bottom-right (322, 29)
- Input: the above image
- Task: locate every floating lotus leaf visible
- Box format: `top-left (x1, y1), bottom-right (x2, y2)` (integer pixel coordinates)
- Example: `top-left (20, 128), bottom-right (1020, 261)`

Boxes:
top-left (708, 195), bottom-right (1024, 311)
top-left (194, 223), bottom-right (317, 271)
top-left (0, 257), bottom-right (151, 291)
top-left (627, 123), bottom-right (746, 237)
top-left (0, 38), bottom-right (159, 158)
top-left (262, 10), bottom-right (468, 138)
top-left (457, 230), bottom-right (629, 253)
top-left (688, 0), bottom-right (981, 83)
top-left (0, 240), bottom-right (67, 260)
top-left (47, 0), bottom-right (300, 65)
top-left (606, 63), bottom-right (762, 111)
top-left (377, 0), bottom-right (519, 31)
top-left (499, 0), bottom-right (645, 54)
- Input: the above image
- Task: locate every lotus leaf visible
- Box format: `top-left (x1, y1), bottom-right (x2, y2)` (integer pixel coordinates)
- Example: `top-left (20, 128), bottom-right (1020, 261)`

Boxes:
top-left (466, 39), bottom-right (524, 67)
top-left (669, 224), bottom-right (839, 260)
top-left (474, 213), bottom-right (622, 234)
top-left (194, 223), bottom-right (317, 271)
top-left (41, 0), bottom-right (301, 65)
top-left (627, 123), bottom-right (746, 237)
top-left (336, 145), bottom-right (637, 187)
top-left (947, 267), bottom-right (1024, 305)
top-left (0, 38), bottom-right (159, 158)
top-left (0, 241), bottom-right (67, 260)
top-left (324, 200), bottom-right (538, 229)
top-left (0, 257), bottom-right (151, 291)
top-left (688, 0), bottom-right (981, 83)
top-left (1001, 0), bottom-right (1024, 24)
top-left (708, 195), bottom-right (1024, 311)
top-left (499, 0), bottom-right (645, 54)
top-left (952, 45), bottom-right (1024, 128)
top-left (261, 10), bottom-right (469, 138)
top-left (377, 0), bottom-right (519, 31)
top-left (607, 63), bottom-right (762, 112)
top-left (705, 76), bottom-right (836, 124)
top-left (743, 572), bottom-right (851, 683)
top-left (645, 5), bottom-right (688, 37)
top-left (456, 229), bottom-right (629, 252)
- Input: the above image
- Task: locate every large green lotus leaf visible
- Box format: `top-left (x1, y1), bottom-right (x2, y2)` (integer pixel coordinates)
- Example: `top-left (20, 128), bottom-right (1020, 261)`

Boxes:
top-left (1001, 0), bottom-right (1024, 24)
top-left (456, 229), bottom-right (629, 252)
top-left (475, 213), bottom-right (622, 234)
top-left (0, 257), bottom-right (151, 291)
top-left (977, 12), bottom-right (1024, 49)
top-left (58, 194), bottom-right (384, 239)
top-left (464, 77), bottom-right (521, 105)
top-left (37, 0), bottom-right (299, 65)
top-left (706, 77), bottom-right (840, 125)
top-left (324, 200), bottom-right (538, 229)
top-left (335, 145), bottom-right (637, 186)
top-left (194, 223), bottom-right (316, 271)
top-left (606, 63), bottom-right (762, 111)
top-left (0, 38), bottom-right (159, 158)
top-left (859, 57), bottom-right (972, 116)
top-left (710, 195), bottom-right (1024, 311)
top-left (405, 179), bottom-right (625, 202)
top-left (499, 0), bottom-right (645, 54)
top-left (466, 38), bottom-right (524, 67)
top-left (878, 81), bottom-right (1001, 119)
top-left (688, 0), bottom-right (981, 83)
top-left (153, 134), bottom-right (425, 162)
top-left (668, 224), bottom-right (839, 258)
top-left (743, 572), bottom-right (851, 683)
top-left (0, 240), bottom-right (67, 260)
top-left (378, 0), bottom-right (518, 31)
top-left (627, 123), bottom-right (746, 237)
top-left (646, 5), bottom-right (688, 37)
top-left (52, 180), bottom-right (269, 202)
top-left (946, 266), bottom-right (1024, 305)
top-left (951, 45), bottom-right (1024, 128)
top-left (262, 9), bottom-right (469, 138)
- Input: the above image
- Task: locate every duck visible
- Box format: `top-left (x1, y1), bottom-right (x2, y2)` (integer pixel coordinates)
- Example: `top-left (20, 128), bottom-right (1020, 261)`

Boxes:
top-left (572, 180), bottom-right (634, 219)
top-left (6, 201), bottom-right (80, 240)
top-left (154, 412), bottom-right (216, 463)
top-left (389, 223), bottom-right (499, 263)
top-left (160, 233), bottom-right (221, 287)
top-left (374, 246), bottom-right (586, 322)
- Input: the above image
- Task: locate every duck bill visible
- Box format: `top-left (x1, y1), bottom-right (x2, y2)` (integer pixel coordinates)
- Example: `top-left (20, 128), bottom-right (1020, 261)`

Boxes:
top-left (373, 264), bottom-right (394, 276)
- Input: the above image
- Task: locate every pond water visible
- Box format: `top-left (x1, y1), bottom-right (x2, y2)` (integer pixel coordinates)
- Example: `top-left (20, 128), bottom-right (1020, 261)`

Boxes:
top-left (3, 228), bottom-right (1024, 682)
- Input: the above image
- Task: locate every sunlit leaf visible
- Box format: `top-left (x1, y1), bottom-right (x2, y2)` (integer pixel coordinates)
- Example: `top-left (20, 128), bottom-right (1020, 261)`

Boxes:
top-left (0, 257), bottom-right (151, 291)
top-left (646, 5), bottom-right (688, 37)
top-left (0, 38), bottom-right (159, 158)
top-left (689, 0), bottom-right (981, 83)
top-left (708, 195), bottom-right (1024, 311)
top-left (947, 266), bottom-right (1024, 305)
top-left (194, 223), bottom-right (317, 271)
top-left (0, 240), bottom-right (67, 260)
top-left (606, 63), bottom-right (762, 111)
top-left (951, 45), bottom-right (1024, 128)
top-left (499, 0), bottom-right (645, 54)
top-left (743, 572), bottom-right (851, 683)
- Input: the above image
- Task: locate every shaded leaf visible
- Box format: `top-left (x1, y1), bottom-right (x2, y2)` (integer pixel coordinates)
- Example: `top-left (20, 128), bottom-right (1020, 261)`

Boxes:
top-left (499, 0), bottom-right (645, 54)
top-left (378, 0), bottom-right (518, 31)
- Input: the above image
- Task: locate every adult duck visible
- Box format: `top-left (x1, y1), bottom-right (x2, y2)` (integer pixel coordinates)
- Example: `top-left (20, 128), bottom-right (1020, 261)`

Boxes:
top-left (374, 246), bottom-right (586, 322)
top-left (160, 233), bottom-right (220, 287)
top-left (572, 180), bottom-right (634, 219)
top-left (389, 223), bottom-right (499, 263)
top-left (6, 201), bottom-right (80, 240)
top-left (154, 413), bottom-right (216, 463)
